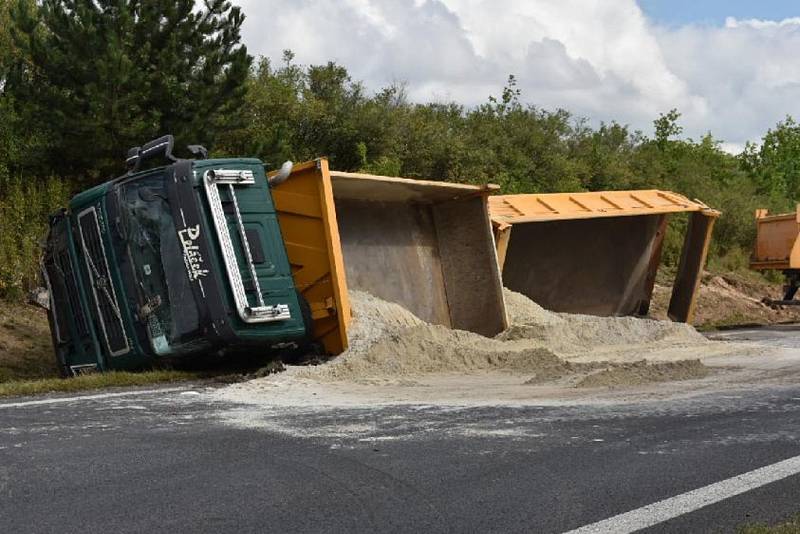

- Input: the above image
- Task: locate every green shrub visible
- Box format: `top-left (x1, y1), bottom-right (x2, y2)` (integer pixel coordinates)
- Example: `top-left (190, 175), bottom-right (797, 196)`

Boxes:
top-left (0, 175), bottom-right (70, 300)
top-left (706, 246), bottom-right (752, 273)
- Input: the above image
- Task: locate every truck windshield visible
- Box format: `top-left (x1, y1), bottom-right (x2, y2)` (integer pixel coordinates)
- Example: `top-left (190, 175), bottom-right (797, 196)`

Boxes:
top-left (118, 174), bottom-right (206, 355)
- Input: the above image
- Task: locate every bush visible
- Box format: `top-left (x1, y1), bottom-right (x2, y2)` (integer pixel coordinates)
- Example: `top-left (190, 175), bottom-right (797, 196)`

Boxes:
top-left (0, 175), bottom-right (70, 300)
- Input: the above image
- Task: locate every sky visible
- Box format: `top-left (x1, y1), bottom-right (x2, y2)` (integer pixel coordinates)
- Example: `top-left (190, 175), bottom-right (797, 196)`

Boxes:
top-left (638, 0), bottom-right (799, 28)
top-left (233, 0), bottom-right (800, 153)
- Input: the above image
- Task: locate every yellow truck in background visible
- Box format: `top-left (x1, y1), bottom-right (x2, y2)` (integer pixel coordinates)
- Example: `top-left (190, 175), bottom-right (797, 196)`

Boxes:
top-left (751, 207), bottom-right (800, 303)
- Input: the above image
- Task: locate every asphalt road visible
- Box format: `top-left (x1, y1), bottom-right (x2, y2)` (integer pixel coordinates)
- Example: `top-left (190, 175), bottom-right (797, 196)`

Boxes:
top-left (2, 327), bottom-right (800, 533)
top-left (708, 323), bottom-right (800, 348)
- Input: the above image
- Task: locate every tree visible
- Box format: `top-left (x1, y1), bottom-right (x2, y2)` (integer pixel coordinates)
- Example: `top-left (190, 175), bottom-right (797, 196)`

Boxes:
top-left (741, 115), bottom-right (800, 202)
top-left (653, 108), bottom-right (683, 149)
top-left (217, 53), bottom-right (385, 172)
top-left (0, 0), bottom-right (15, 180)
top-left (0, 0), bottom-right (14, 78)
top-left (7, 0), bottom-right (251, 180)
top-left (0, 0), bottom-right (39, 180)
top-left (215, 52), bottom-right (305, 166)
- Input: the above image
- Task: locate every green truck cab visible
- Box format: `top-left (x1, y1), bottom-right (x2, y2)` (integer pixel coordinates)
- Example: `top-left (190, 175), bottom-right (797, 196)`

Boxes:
top-left (41, 135), bottom-right (309, 375)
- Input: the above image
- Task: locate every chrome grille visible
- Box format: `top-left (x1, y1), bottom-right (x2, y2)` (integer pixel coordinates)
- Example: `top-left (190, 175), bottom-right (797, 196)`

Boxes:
top-left (78, 207), bottom-right (129, 356)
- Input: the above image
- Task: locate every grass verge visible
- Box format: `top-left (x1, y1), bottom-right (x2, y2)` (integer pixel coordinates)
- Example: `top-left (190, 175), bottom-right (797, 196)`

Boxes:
top-left (740, 514), bottom-right (800, 533)
top-left (0, 370), bottom-right (199, 398)
top-left (694, 312), bottom-right (764, 332)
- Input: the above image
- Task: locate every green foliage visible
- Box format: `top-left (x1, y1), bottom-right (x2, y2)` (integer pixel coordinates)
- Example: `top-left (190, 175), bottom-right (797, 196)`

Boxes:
top-left (0, 0), bottom-right (13, 75)
top-left (219, 58), bottom-right (787, 271)
top-left (0, 173), bottom-right (70, 299)
top-left (0, 1), bottom-right (254, 301)
top-left (217, 52), bottom-right (381, 171)
top-left (706, 246), bottom-right (753, 273)
top-left (742, 116), bottom-right (800, 203)
top-left (0, 0), bottom-right (31, 77)
top-left (6, 0), bottom-right (251, 180)
top-left (653, 108), bottom-right (683, 148)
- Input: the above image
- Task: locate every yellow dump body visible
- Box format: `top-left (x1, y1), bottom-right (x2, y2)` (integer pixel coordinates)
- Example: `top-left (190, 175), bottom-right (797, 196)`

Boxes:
top-left (270, 159), bottom-right (351, 355)
top-left (271, 159), bottom-right (508, 354)
top-left (751, 207), bottom-right (800, 271)
top-left (489, 190), bottom-right (720, 324)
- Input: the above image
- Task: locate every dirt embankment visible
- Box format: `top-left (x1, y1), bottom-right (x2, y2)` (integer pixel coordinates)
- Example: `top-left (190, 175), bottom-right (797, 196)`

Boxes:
top-left (0, 302), bottom-right (56, 381)
top-left (650, 272), bottom-right (800, 328)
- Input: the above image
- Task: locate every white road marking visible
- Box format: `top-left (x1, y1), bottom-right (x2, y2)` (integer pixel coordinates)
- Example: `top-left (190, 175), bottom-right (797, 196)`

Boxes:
top-left (0, 388), bottom-right (188, 409)
top-left (565, 454), bottom-right (800, 534)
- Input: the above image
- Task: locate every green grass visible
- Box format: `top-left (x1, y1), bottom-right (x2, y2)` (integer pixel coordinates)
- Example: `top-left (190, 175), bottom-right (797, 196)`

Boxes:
top-left (0, 370), bottom-right (199, 398)
top-left (740, 514), bottom-right (800, 533)
top-left (695, 312), bottom-right (766, 332)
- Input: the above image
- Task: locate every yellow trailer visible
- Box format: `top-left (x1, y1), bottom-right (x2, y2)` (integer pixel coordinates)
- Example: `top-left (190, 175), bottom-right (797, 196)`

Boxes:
top-left (270, 159), bottom-right (507, 354)
top-left (489, 190), bottom-right (720, 324)
top-left (751, 207), bottom-right (800, 271)
top-left (751, 207), bottom-right (800, 302)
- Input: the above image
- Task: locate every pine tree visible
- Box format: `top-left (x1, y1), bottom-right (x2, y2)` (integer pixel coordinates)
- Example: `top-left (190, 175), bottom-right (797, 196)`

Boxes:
top-left (8, 0), bottom-right (251, 180)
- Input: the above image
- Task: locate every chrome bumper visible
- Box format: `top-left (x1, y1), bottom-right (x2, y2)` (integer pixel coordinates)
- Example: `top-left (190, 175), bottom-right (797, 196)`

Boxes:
top-left (203, 169), bottom-right (291, 323)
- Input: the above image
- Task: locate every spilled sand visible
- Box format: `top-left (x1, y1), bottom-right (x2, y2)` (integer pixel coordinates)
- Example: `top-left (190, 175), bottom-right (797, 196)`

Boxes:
top-left (214, 289), bottom-right (800, 411)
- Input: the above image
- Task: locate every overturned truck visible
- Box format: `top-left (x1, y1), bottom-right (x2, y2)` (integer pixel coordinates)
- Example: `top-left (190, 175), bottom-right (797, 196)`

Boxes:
top-left (489, 190), bottom-right (720, 323)
top-left (41, 136), bottom-right (716, 376)
top-left (41, 145), bottom-right (509, 374)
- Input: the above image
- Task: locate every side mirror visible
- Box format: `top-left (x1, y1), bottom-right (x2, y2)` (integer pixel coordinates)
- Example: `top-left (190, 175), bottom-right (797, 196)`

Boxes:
top-left (187, 145), bottom-right (208, 159)
top-left (268, 161), bottom-right (294, 186)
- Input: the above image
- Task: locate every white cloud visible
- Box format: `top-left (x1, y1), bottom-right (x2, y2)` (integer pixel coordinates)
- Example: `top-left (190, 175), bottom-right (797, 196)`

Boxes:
top-left (234, 0), bottom-right (800, 147)
top-left (725, 17), bottom-right (800, 29)
top-left (719, 142), bottom-right (746, 155)
top-left (656, 17), bottom-right (800, 146)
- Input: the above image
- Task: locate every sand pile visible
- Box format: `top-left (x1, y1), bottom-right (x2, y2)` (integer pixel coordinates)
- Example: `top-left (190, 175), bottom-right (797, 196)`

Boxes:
top-left (295, 289), bottom-right (712, 387)
top-left (500, 289), bottom-right (706, 354)
top-left (502, 288), bottom-right (565, 326)
top-left (298, 323), bottom-right (571, 381)
top-left (336, 290), bottom-right (424, 356)
top-left (575, 359), bottom-right (709, 388)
